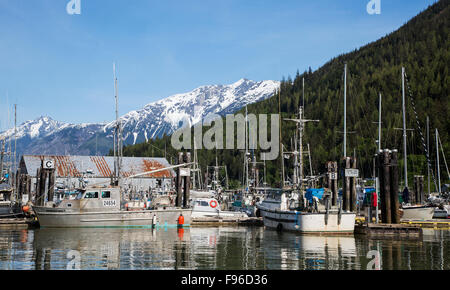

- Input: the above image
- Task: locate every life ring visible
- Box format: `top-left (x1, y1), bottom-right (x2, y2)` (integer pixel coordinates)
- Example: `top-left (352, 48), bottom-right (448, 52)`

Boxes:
top-left (210, 200), bottom-right (218, 208)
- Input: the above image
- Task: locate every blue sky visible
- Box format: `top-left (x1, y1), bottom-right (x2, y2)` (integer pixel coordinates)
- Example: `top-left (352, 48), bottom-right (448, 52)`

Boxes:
top-left (0, 0), bottom-right (438, 129)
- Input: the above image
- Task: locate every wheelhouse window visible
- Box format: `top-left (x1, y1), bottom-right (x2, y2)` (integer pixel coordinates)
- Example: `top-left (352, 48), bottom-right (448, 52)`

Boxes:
top-left (102, 191), bottom-right (111, 199)
top-left (84, 192), bottom-right (99, 199)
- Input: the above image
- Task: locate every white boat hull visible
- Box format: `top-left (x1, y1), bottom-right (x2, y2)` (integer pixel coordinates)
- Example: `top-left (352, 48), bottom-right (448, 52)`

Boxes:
top-left (192, 210), bottom-right (247, 218)
top-left (433, 205), bottom-right (449, 219)
top-left (260, 208), bottom-right (355, 234)
top-left (401, 205), bottom-right (435, 221)
top-left (34, 207), bottom-right (192, 228)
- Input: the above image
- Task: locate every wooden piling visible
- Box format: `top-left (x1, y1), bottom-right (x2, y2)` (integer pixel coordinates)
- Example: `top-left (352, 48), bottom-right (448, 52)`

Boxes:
top-left (176, 152), bottom-right (184, 207)
top-left (343, 157), bottom-right (351, 211)
top-left (327, 162), bottom-right (338, 206)
top-left (382, 150), bottom-right (392, 224)
top-left (183, 152), bottom-right (191, 208)
top-left (350, 157), bottom-right (357, 212)
top-left (390, 150), bottom-right (400, 224)
top-left (48, 169), bottom-right (55, 203)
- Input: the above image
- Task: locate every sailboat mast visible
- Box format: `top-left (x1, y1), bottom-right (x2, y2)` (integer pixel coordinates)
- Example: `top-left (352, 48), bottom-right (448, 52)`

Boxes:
top-left (436, 128), bottom-right (441, 193)
top-left (343, 64), bottom-right (347, 158)
top-left (378, 93), bottom-right (382, 152)
top-left (14, 104), bottom-right (17, 200)
top-left (299, 107), bottom-right (304, 190)
top-left (401, 67), bottom-right (408, 189)
top-left (278, 89), bottom-right (284, 188)
top-left (113, 62), bottom-right (121, 184)
top-left (427, 116), bottom-right (431, 195)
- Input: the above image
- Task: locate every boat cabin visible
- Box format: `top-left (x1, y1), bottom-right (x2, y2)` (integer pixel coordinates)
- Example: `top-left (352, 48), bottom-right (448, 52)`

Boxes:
top-left (55, 187), bottom-right (121, 211)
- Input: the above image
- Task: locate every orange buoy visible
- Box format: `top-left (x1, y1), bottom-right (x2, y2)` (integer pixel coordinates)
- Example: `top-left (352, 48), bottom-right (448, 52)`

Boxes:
top-left (178, 214), bottom-right (185, 227)
top-left (22, 206), bottom-right (30, 213)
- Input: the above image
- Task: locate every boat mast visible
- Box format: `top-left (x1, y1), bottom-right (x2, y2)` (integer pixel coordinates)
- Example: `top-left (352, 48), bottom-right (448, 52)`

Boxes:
top-left (427, 116), bottom-right (430, 195)
top-left (113, 62), bottom-right (122, 186)
top-left (436, 128), bottom-right (441, 193)
top-left (401, 67), bottom-right (408, 189)
top-left (278, 88), bottom-right (285, 188)
top-left (14, 104), bottom-right (17, 201)
top-left (378, 93), bottom-right (382, 152)
top-left (343, 63), bottom-right (347, 158)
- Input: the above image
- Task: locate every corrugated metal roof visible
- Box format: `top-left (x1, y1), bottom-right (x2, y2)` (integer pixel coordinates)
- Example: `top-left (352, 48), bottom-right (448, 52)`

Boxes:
top-left (20, 155), bottom-right (174, 178)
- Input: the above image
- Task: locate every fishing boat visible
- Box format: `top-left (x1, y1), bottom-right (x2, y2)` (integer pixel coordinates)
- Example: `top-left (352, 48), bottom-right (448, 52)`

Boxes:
top-left (33, 186), bottom-right (191, 228)
top-left (33, 64), bottom-right (192, 228)
top-left (258, 70), bottom-right (356, 234)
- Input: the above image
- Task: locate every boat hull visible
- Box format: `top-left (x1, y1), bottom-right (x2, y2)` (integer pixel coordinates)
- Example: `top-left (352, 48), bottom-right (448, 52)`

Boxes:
top-left (433, 205), bottom-right (449, 219)
top-left (33, 207), bottom-right (192, 228)
top-left (401, 205), bottom-right (435, 221)
top-left (260, 208), bottom-right (356, 234)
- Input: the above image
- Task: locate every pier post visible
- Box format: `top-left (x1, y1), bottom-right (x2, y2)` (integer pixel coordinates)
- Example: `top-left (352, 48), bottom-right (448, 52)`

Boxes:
top-left (350, 157), bottom-right (357, 212)
top-left (183, 152), bottom-right (191, 208)
top-left (342, 157), bottom-right (351, 212)
top-left (176, 152), bottom-right (184, 207)
top-left (380, 150), bottom-right (392, 224)
top-left (390, 150), bottom-right (400, 224)
top-left (48, 168), bottom-right (55, 203)
top-left (327, 162), bottom-right (338, 206)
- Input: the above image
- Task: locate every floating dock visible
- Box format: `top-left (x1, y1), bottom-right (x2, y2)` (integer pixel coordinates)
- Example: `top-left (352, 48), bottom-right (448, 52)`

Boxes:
top-left (401, 220), bottom-right (450, 229)
top-left (192, 217), bottom-right (263, 227)
top-left (355, 223), bottom-right (423, 239)
top-left (0, 218), bottom-right (38, 229)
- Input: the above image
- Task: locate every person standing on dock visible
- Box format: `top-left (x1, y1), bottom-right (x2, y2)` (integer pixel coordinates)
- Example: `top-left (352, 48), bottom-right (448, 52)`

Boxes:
top-left (402, 187), bottom-right (410, 204)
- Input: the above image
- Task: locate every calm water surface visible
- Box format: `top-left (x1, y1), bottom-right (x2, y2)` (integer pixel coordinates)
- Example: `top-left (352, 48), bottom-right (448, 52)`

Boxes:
top-left (0, 226), bottom-right (448, 270)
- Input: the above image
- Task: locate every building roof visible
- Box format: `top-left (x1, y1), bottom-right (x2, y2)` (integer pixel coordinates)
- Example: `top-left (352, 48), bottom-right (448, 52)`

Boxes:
top-left (20, 155), bottom-right (175, 178)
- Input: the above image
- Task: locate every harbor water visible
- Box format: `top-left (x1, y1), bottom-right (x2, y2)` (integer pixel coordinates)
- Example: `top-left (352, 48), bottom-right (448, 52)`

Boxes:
top-left (0, 227), bottom-right (448, 270)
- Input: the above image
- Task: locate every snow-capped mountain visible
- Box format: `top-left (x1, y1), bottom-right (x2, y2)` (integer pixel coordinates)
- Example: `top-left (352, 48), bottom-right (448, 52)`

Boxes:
top-left (0, 78), bottom-right (279, 157)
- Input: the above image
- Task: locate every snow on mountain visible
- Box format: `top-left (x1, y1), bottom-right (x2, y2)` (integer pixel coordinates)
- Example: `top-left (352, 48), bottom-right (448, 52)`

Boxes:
top-left (104, 78), bottom-right (280, 145)
top-left (0, 78), bottom-right (280, 156)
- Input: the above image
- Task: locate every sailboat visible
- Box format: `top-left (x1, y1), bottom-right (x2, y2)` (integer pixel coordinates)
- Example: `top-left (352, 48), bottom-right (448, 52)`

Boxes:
top-left (33, 64), bottom-right (193, 228)
top-left (398, 67), bottom-right (435, 221)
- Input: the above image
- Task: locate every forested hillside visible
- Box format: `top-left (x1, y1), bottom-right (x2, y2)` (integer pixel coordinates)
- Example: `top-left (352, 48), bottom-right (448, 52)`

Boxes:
top-left (120, 0), bottom-right (449, 190)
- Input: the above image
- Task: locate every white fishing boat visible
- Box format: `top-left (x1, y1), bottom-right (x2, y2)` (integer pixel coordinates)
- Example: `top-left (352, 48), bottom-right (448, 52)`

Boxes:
top-left (33, 186), bottom-right (192, 228)
top-left (258, 71), bottom-right (356, 234)
top-left (258, 189), bottom-right (355, 234)
top-left (33, 64), bottom-right (193, 228)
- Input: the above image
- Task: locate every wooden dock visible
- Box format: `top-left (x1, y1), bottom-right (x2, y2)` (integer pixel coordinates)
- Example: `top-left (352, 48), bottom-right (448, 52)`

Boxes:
top-left (0, 218), bottom-right (37, 229)
top-left (192, 217), bottom-right (263, 227)
top-left (401, 220), bottom-right (450, 229)
top-left (355, 223), bottom-right (423, 239)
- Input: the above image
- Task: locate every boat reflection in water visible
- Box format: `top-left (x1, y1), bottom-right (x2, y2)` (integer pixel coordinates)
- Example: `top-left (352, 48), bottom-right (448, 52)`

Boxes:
top-left (0, 227), bottom-right (448, 270)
